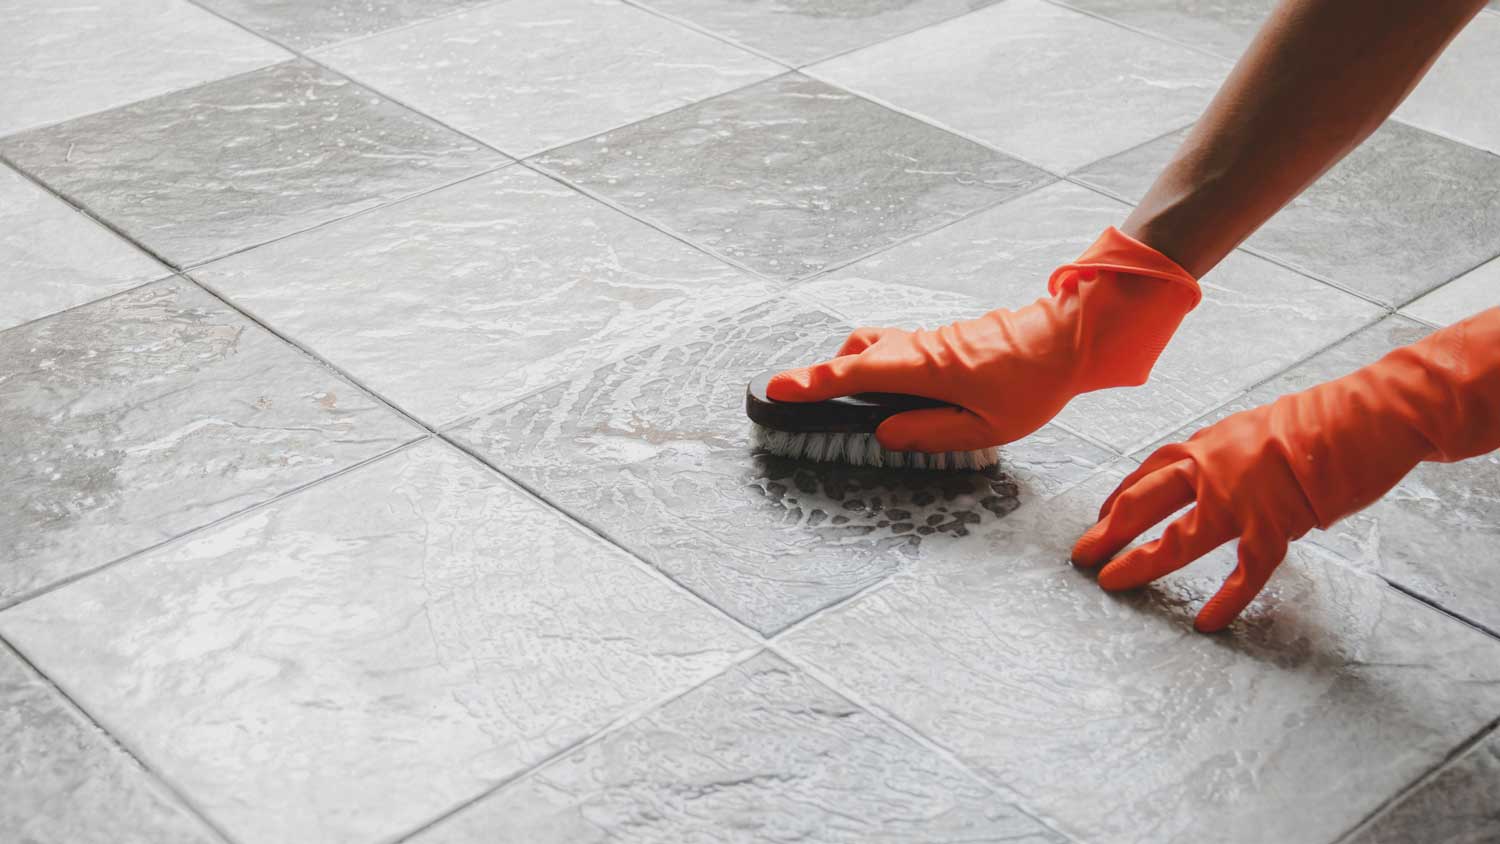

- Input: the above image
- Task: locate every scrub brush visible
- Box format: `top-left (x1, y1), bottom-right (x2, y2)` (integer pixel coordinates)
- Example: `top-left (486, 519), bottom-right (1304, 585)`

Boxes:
top-left (745, 372), bottom-right (999, 470)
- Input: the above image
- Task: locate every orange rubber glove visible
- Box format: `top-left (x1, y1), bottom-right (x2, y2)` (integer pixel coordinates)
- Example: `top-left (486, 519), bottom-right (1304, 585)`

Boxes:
top-left (1073, 307), bottom-right (1500, 632)
top-left (767, 228), bottom-right (1202, 449)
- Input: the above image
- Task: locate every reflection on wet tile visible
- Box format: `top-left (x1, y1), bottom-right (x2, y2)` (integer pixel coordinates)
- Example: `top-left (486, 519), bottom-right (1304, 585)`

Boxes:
top-left (781, 471), bottom-right (1500, 843)
top-left (194, 0), bottom-right (495, 50)
top-left (533, 73), bottom-right (1051, 279)
top-left (1145, 316), bottom-right (1500, 635)
top-left (0, 164), bottom-right (168, 331)
top-left (1347, 730), bottom-right (1500, 844)
top-left (809, 0), bottom-right (1228, 172)
top-left (197, 166), bottom-right (777, 426)
top-left (316, 0), bottom-right (780, 158)
top-left (1403, 257), bottom-right (1500, 326)
top-left (451, 299), bottom-right (1112, 635)
top-left (805, 182), bottom-right (1380, 453)
top-left (1057, 0), bottom-right (1275, 59)
top-left (415, 651), bottom-right (1064, 844)
top-left (0, 0), bottom-right (287, 138)
top-left (1395, 11), bottom-right (1500, 155)
top-left (0, 643), bottom-right (217, 844)
top-left (0, 61), bottom-right (504, 268)
top-left (1074, 121), bottom-right (1500, 305)
top-left (0, 278), bottom-right (418, 605)
top-left (637, 0), bottom-right (1003, 65)
top-left (0, 442), bottom-right (754, 844)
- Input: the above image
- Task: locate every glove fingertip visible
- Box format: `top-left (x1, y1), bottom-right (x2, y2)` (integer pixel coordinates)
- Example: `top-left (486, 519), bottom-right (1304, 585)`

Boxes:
top-left (765, 368), bottom-right (813, 401)
top-left (1069, 521), bottom-right (1111, 568)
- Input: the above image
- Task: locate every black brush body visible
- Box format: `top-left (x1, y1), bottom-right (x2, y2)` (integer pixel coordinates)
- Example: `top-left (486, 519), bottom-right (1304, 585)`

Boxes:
top-left (744, 372), bottom-right (955, 432)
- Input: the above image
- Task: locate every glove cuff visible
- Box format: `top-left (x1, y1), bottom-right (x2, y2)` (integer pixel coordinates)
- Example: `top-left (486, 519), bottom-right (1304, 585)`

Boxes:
top-left (1048, 226), bottom-right (1203, 309)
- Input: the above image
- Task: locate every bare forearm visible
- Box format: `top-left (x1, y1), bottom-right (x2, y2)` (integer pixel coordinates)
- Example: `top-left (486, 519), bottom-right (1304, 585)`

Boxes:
top-left (1122, 0), bottom-right (1486, 278)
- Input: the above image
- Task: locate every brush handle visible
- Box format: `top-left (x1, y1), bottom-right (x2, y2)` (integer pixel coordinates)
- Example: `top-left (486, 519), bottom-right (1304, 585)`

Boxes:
top-left (744, 372), bottom-right (957, 434)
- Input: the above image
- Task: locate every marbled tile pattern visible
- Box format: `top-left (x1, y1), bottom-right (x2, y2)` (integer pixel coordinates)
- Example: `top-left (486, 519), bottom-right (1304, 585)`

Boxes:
top-left (809, 0), bottom-right (1229, 172)
top-left (1348, 730), bottom-right (1500, 844)
top-left (416, 651), bottom-right (1064, 844)
top-left (197, 166), bottom-right (777, 425)
top-left (316, 0), bottom-right (780, 158)
top-left (1057, 0), bottom-right (1275, 59)
top-left (0, 643), bottom-right (218, 844)
top-left (781, 472), bottom-right (1500, 844)
top-left (452, 299), bottom-right (1112, 635)
top-left (0, 61), bottom-right (504, 268)
top-left (0, 442), bottom-right (754, 844)
top-left (193, 0), bottom-right (497, 50)
top-left (0, 164), bottom-right (167, 331)
top-left (1147, 316), bottom-right (1500, 635)
top-left (0, 278), bottom-right (418, 606)
top-left (534, 73), bottom-right (1051, 279)
top-left (0, 0), bottom-right (287, 138)
top-left (636, 0), bottom-right (1003, 65)
top-left (1075, 120), bottom-right (1500, 305)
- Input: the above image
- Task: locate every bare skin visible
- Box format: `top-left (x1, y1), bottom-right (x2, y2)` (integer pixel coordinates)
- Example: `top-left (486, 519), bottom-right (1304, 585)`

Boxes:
top-left (1123, 0), bottom-right (1489, 278)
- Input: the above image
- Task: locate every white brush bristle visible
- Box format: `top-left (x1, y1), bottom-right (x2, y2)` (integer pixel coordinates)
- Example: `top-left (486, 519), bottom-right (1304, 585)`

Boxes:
top-left (750, 423), bottom-right (999, 471)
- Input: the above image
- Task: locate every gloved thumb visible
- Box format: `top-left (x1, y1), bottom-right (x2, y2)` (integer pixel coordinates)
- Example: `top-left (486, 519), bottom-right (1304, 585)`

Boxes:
top-left (875, 406), bottom-right (999, 453)
top-left (766, 355), bottom-right (874, 402)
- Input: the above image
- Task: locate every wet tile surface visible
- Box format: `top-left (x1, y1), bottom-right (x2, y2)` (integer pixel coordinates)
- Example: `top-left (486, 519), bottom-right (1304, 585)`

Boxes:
top-left (1403, 257), bottom-right (1500, 327)
top-left (1075, 120), bottom-right (1500, 305)
top-left (0, 61), bottom-right (504, 268)
top-left (0, 643), bottom-right (218, 844)
top-left (0, 441), bottom-right (755, 844)
top-left (533, 73), bottom-right (1051, 279)
top-left (780, 471), bottom-right (1500, 844)
top-left (810, 182), bottom-right (1381, 453)
top-left (1348, 730), bottom-right (1500, 844)
top-left (452, 298), bottom-right (1113, 635)
top-left (1395, 11), bottom-right (1500, 155)
top-left (1057, 0), bottom-right (1274, 59)
top-left (0, 0), bottom-right (287, 138)
top-left (636, 0), bottom-right (1003, 65)
top-left (0, 278), bottom-right (418, 606)
top-left (194, 0), bottom-right (497, 50)
top-left (1147, 316), bottom-right (1500, 636)
top-left (809, 0), bottom-right (1228, 172)
top-left (0, 163), bottom-right (168, 331)
top-left (416, 651), bottom-right (1063, 844)
top-left (317, 0), bottom-right (780, 158)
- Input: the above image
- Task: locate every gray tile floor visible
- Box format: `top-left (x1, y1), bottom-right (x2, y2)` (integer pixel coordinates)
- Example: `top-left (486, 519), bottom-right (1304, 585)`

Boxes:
top-left (3, 1), bottom-right (1499, 842)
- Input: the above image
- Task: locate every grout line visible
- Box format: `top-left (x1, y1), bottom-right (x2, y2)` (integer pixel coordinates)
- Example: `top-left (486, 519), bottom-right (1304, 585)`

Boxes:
top-left (1378, 577), bottom-right (1500, 642)
top-left (1042, 0), bottom-right (1244, 63)
top-left (0, 437), bottom-right (430, 613)
top-left (0, 635), bottom-right (242, 844)
top-left (386, 646), bottom-right (769, 843)
top-left (0, 273), bottom-right (177, 338)
top-left (1333, 715), bottom-right (1500, 844)
top-left (615, 0), bottom-right (796, 69)
top-left (282, 0), bottom-right (520, 54)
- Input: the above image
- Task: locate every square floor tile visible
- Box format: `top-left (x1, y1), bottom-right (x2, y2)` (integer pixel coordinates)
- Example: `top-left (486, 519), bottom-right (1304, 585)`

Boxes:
top-left (637, 0), bottom-right (1003, 66)
top-left (533, 73), bottom-right (1051, 279)
top-left (196, 166), bottom-right (779, 426)
top-left (0, 441), bottom-right (754, 844)
top-left (1057, 0), bottom-right (1275, 60)
top-left (0, 0), bottom-right (287, 138)
top-left (451, 298), bottom-right (1113, 635)
top-left (1403, 256), bottom-right (1500, 326)
top-left (1144, 316), bottom-right (1500, 636)
top-left (1347, 730), bottom-right (1500, 844)
top-left (1, 61), bottom-right (504, 269)
top-left (1075, 120), bottom-right (1500, 305)
top-left (194, 0), bottom-right (496, 50)
top-left (0, 163), bottom-right (168, 331)
top-left (780, 471), bottom-right (1500, 843)
top-left (316, 0), bottom-right (780, 158)
top-left (0, 278), bottom-right (418, 606)
top-left (808, 181), bottom-right (1380, 453)
top-left (1395, 11), bottom-right (1500, 155)
top-left (808, 0), bottom-right (1229, 172)
top-left (414, 651), bottom-right (1064, 843)
top-left (0, 643), bottom-right (217, 844)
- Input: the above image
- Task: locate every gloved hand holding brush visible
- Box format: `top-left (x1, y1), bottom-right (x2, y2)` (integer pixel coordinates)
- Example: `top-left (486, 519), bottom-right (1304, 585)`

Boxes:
top-left (767, 227), bottom-right (1202, 451)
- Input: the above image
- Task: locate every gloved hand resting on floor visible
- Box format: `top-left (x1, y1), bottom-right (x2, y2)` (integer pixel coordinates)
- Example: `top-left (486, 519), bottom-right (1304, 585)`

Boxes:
top-left (1072, 308), bottom-right (1500, 632)
top-left (767, 227), bottom-right (1202, 451)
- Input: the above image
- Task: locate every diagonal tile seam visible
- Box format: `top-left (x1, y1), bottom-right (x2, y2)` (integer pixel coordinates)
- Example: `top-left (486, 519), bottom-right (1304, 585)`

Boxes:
top-left (0, 635), bottom-right (241, 844)
top-left (1381, 578), bottom-right (1500, 643)
top-left (0, 273), bottom-right (176, 339)
top-left (614, 0), bottom-right (798, 69)
top-left (386, 646), bottom-right (771, 843)
top-left (1042, 0), bottom-right (1249, 63)
top-left (1333, 715), bottom-right (1500, 844)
